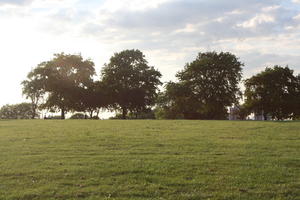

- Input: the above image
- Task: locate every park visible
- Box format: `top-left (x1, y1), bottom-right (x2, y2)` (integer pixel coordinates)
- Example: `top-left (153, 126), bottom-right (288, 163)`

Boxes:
top-left (0, 120), bottom-right (299, 199)
top-left (0, 0), bottom-right (300, 199)
top-left (0, 46), bottom-right (299, 200)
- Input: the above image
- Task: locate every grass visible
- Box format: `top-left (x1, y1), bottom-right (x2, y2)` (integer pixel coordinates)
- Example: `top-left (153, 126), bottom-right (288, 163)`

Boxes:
top-left (0, 120), bottom-right (299, 200)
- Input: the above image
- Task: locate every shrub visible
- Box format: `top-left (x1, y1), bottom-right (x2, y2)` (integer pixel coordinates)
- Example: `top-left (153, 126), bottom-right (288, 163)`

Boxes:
top-left (70, 113), bottom-right (86, 119)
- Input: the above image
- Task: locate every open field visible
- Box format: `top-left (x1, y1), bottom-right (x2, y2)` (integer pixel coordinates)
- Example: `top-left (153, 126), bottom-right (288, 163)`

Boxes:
top-left (0, 120), bottom-right (299, 200)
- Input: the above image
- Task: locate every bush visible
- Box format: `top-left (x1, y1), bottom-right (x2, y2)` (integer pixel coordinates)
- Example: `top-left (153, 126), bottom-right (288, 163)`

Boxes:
top-left (0, 103), bottom-right (36, 119)
top-left (70, 113), bottom-right (86, 119)
top-left (110, 109), bottom-right (156, 119)
top-left (91, 116), bottom-right (100, 120)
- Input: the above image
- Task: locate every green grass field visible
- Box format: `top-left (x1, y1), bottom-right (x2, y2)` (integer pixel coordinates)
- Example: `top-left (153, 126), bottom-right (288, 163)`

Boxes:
top-left (0, 120), bottom-right (299, 200)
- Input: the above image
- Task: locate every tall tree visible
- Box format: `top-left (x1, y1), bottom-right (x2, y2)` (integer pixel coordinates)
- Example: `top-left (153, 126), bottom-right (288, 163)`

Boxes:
top-left (25, 53), bottom-right (95, 119)
top-left (159, 52), bottom-right (243, 119)
top-left (244, 66), bottom-right (299, 120)
top-left (101, 49), bottom-right (162, 119)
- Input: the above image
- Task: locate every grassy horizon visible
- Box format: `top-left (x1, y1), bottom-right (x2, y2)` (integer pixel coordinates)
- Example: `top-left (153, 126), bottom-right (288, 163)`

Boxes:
top-left (0, 120), bottom-right (299, 200)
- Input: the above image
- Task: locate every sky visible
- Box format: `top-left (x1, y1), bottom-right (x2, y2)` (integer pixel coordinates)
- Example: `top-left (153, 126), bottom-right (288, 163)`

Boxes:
top-left (0, 0), bottom-right (300, 112)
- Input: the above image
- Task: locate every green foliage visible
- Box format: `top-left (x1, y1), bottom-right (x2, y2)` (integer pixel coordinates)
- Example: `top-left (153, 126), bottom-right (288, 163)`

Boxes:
top-left (101, 49), bottom-right (162, 119)
top-left (236, 104), bottom-right (251, 120)
top-left (80, 81), bottom-right (108, 118)
top-left (25, 53), bottom-right (96, 119)
top-left (158, 52), bottom-right (243, 119)
top-left (111, 108), bottom-right (156, 119)
top-left (128, 108), bottom-right (156, 119)
top-left (21, 79), bottom-right (44, 119)
top-left (91, 116), bottom-right (100, 120)
top-left (69, 113), bottom-right (100, 120)
top-left (70, 113), bottom-right (86, 119)
top-left (0, 120), bottom-right (299, 199)
top-left (0, 103), bottom-right (37, 119)
top-left (294, 74), bottom-right (300, 118)
top-left (154, 91), bottom-right (185, 119)
top-left (19, 50), bottom-right (300, 121)
top-left (244, 66), bottom-right (300, 120)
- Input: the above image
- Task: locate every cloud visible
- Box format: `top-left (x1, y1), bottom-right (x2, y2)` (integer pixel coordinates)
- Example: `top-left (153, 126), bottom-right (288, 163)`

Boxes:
top-left (74, 0), bottom-right (300, 80)
top-left (100, 0), bottom-right (173, 12)
top-left (238, 14), bottom-right (275, 28)
top-left (293, 13), bottom-right (300, 20)
top-left (0, 0), bottom-right (33, 5)
top-left (74, 0), bottom-right (298, 52)
top-left (240, 52), bottom-right (300, 78)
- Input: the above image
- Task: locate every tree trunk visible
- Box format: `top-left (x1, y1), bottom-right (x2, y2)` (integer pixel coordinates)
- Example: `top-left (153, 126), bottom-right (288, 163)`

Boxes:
top-left (89, 110), bottom-right (93, 119)
top-left (32, 112), bottom-right (36, 119)
top-left (31, 108), bottom-right (36, 119)
top-left (31, 103), bottom-right (36, 119)
top-left (122, 107), bottom-right (127, 119)
top-left (61, 108), bottom-right (65, 119)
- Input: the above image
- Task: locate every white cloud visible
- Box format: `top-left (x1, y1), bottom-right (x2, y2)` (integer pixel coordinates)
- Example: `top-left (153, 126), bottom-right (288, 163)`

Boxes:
top-left (173, 24), bottom-right (198, 34)
top-left (293, 13), bottom-right (300, 20)
top-left (101, 0), bottom-right (172, 12)
top-left (0, 0), bottom-right (33, 5)
top-left (226, 9), bottom-right (244, 15)
top-left (237, 14), bottom-right (275, 28)
top-left (262, 5), bottom-right (281, 12)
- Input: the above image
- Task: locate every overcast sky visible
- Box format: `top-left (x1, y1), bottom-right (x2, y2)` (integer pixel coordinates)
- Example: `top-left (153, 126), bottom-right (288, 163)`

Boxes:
top-left (0, 0), bottom-right (300, 108)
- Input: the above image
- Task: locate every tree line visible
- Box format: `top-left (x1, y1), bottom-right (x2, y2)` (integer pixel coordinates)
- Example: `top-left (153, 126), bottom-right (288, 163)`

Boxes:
top-left (0, 49), bottom-right (299, 120)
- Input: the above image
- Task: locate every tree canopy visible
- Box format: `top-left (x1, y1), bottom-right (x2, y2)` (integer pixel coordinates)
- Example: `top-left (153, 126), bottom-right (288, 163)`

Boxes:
top-left (158, 52), bottom-right (243, 119)
top-left (244, 66), bottom-right (300, 120)
top-left (80, 81), bottom-right (108, 118)
top-left (101, 49), bottom-right (162, 119)
top-left (25, 53), bottom-right (96, 119)
top-left (21, 79), bottom-right (44, 119)
top-left (16, 50), bottom-right (300, 120)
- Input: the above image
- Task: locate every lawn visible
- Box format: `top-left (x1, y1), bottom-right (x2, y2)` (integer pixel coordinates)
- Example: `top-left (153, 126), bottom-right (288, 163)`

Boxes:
top-left (0, 120), bottom-right (299, 200)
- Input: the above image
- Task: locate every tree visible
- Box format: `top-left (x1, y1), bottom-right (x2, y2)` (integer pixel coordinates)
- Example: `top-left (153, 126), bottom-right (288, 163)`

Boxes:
top-left (101, 49), bottom-right (162, 119)
top-left (0, 103), bottom-right (36, 119)
top-left (155, 83), bottom-right (191, 119)
top-left (159, 52), bottom-right (243, 119)
top-left (244, 66), bottom-right (299, 120)
top-left (295, 74), bottom-right (300, 119)
top-left (0, 104), bottom-right (17, 119)
top-left (21, 78), bottom-right (44, 119)
top-left (80, 81), bottom-right (108, 118)
top-left (230, 103), bottom-right (251, 120)
top-left (24, 53), bottom-right (96, 119)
